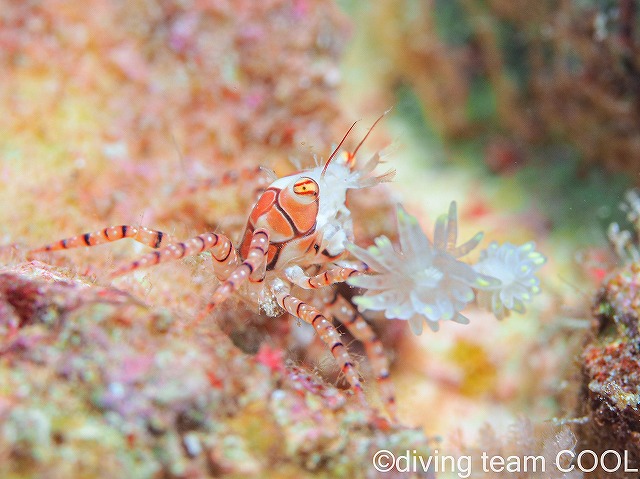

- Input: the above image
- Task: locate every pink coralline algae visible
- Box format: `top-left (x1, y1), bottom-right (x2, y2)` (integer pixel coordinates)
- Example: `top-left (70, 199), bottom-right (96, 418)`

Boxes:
top-left (0, 261), bottom-right (429, 478)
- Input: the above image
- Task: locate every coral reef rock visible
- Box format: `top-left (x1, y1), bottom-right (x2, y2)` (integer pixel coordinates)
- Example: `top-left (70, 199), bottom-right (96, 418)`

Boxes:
top-left (0, 261), bottom-right (429, 478)
top-left (580, 262), bottom-right (640, 478)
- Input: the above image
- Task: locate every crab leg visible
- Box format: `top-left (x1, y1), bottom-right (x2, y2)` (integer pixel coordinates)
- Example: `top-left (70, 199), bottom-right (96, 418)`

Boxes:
top-left (110, 232), bottom-right (239, 279)
top-left (327, 293), bottom-right (397, 420)
top-left (182, 166), bottom-right (273, 197)
top-left (271, 279), bottom-right (366, 402)
top-left (285, 265), bottom-right (363, 289)
top-left (31, 225), bottom-right (175, 253)
top-left (194, 229), bottom-right (269, 324)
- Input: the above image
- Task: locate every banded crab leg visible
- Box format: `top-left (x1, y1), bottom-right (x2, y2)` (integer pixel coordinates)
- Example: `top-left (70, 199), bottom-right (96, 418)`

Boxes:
top-left (271, 278), bottom-right (366, 403)
top-left (181, 166), bottom-right (274, 197)
top-left (285, 265), bottom-right (364, 289)
top-left (30, 225), bottom-right (176, 254)
top-left (194, 229), bottom-right (270, 325)
top-left (110, 232), bottom-right (240, 280)
top-left (325, 292), bottom-right (397, 420)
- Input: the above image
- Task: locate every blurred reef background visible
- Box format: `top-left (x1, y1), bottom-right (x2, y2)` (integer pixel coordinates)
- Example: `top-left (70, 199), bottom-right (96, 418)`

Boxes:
top-left (2, 0), bottom-right (640, 477)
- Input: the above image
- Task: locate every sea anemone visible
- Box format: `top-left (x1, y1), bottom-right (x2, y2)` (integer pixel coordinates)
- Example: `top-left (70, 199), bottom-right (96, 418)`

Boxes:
top-left (473, 241), bottom-right (546, 319)
top-left (347, 203), bottom-right (497, 335)
top-left (347, 202), bottom-right (546, 333)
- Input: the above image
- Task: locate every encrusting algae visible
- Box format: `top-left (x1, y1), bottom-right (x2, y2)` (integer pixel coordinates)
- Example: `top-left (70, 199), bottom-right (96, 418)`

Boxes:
top-left (1, 261), bottom-right (429, 478)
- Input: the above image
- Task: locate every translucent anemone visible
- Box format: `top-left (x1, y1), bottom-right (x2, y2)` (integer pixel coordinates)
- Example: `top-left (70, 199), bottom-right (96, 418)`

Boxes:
top-left (473, 241), bottom-right (546, 319)
top-left (347, 203), bottom-right (497, 335)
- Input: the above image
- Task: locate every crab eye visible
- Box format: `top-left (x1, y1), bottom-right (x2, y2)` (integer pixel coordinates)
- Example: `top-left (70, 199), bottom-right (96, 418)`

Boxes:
top-left (293, 177), bottom-right (319, 197)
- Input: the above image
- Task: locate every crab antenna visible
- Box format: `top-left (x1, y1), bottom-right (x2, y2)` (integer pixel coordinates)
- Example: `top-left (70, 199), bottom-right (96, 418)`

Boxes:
top-left (351, 108), bottom-right (392, 160)
top-left (322, 120), bottom-right (359, 177)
